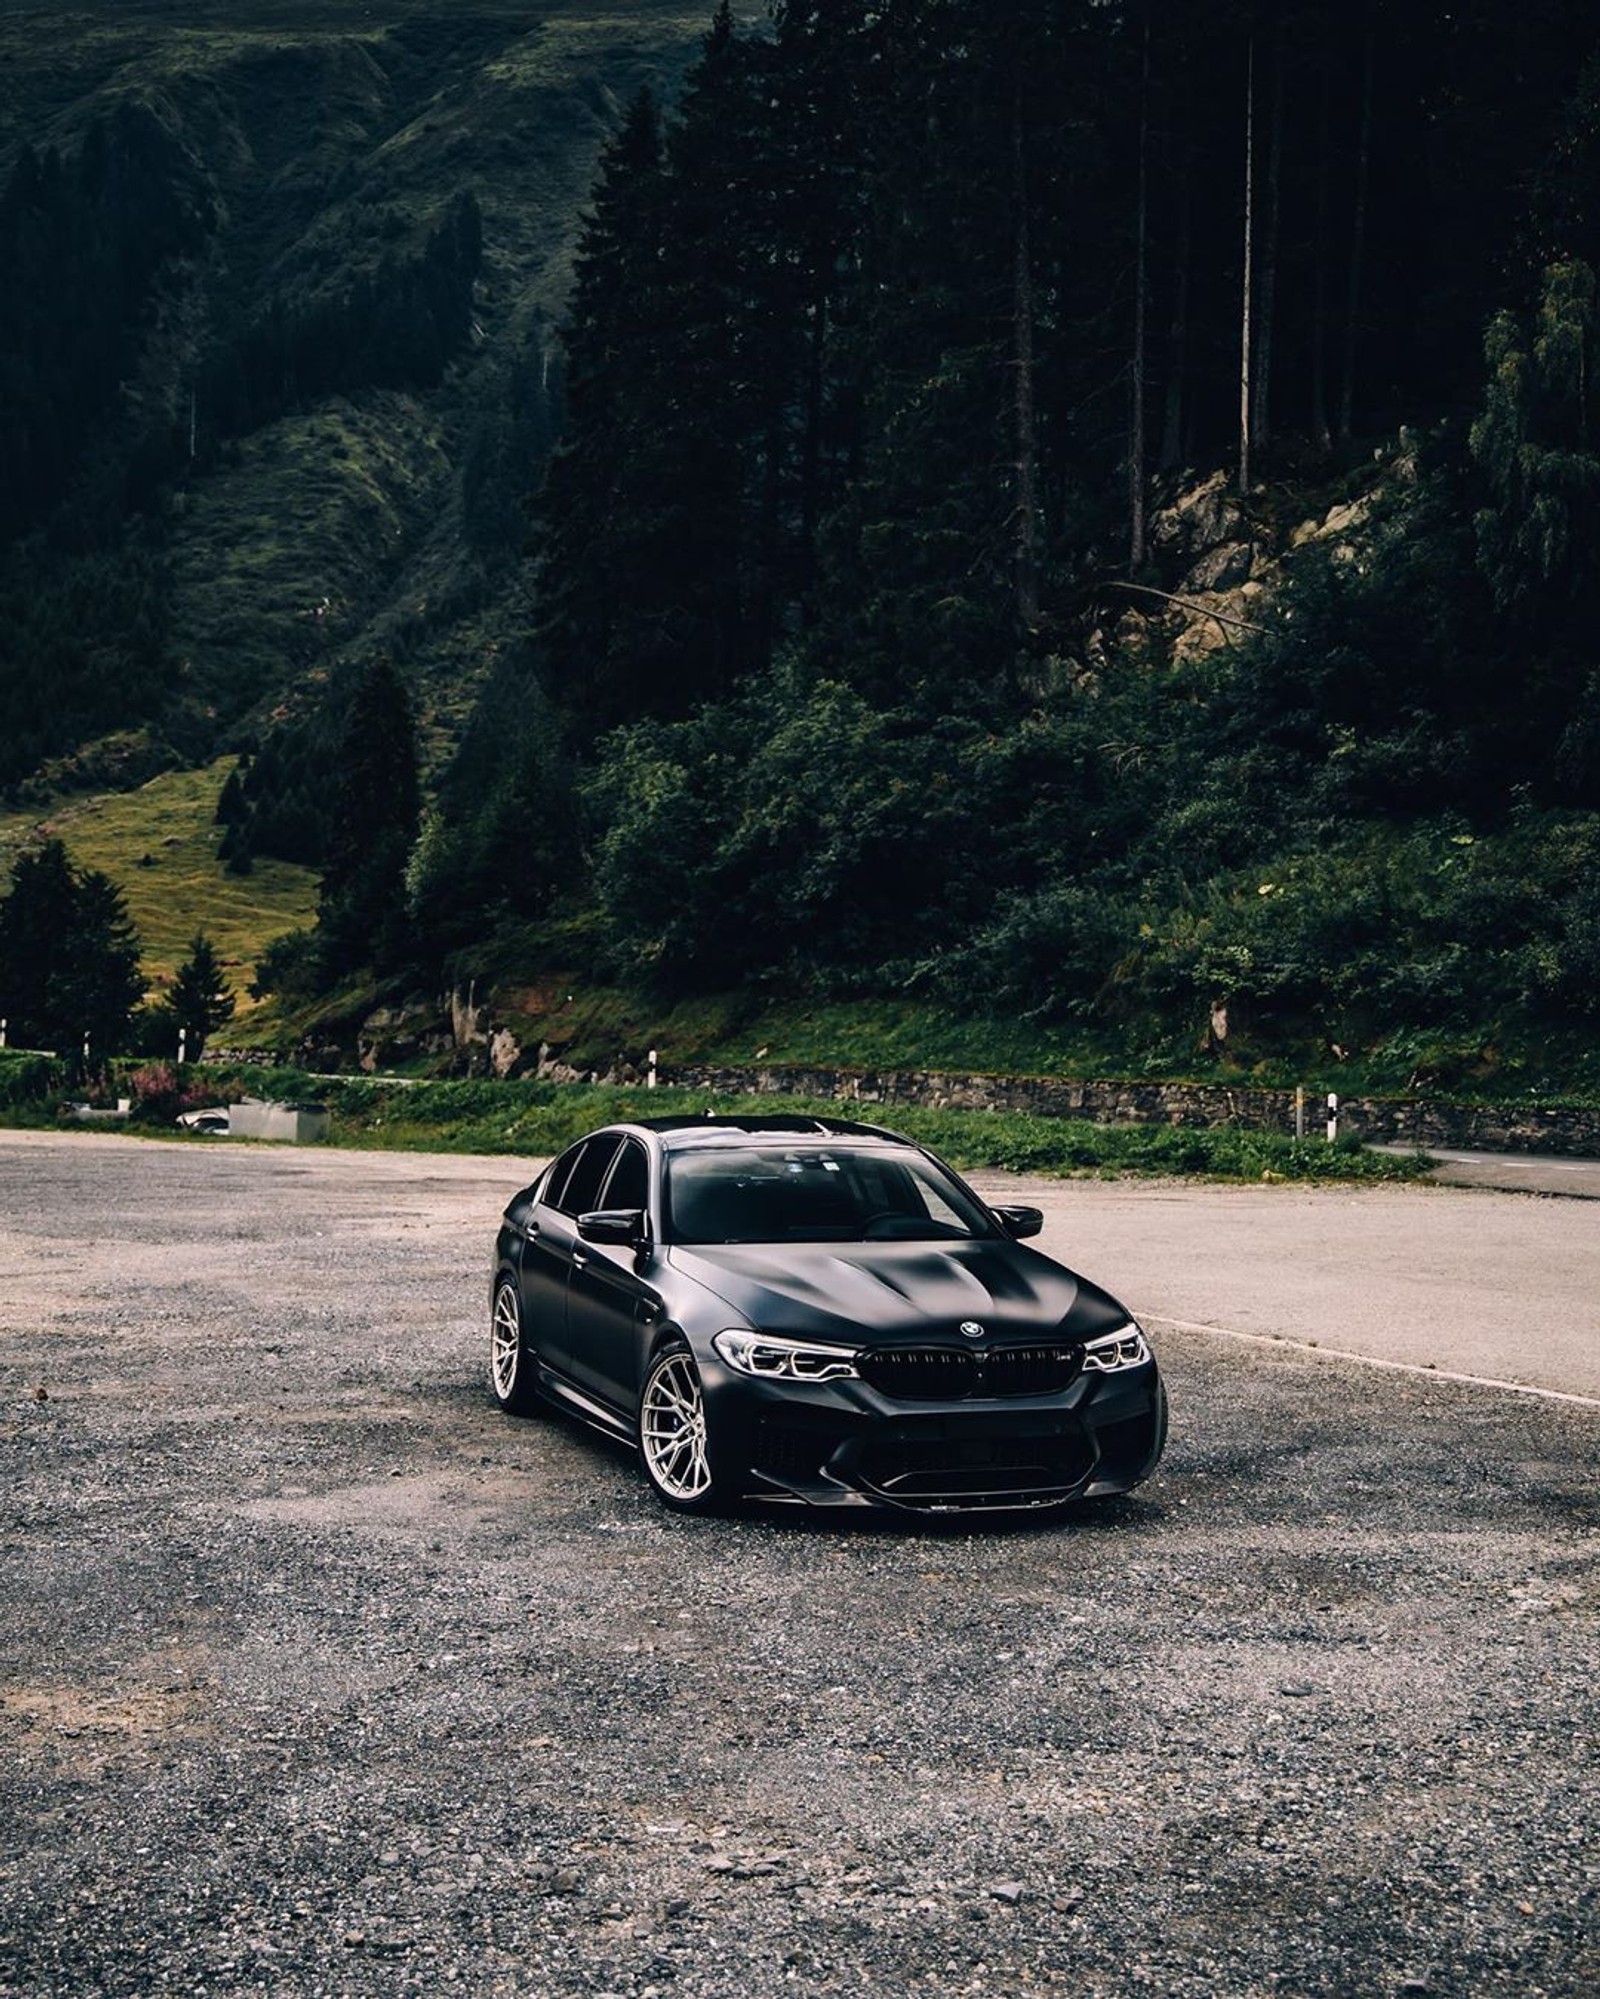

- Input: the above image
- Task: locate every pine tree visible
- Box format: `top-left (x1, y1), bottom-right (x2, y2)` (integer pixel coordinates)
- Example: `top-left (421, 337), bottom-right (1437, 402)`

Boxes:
top-left (0, 838), bottom-right (143, 1058)
top-left (168, 932), bottom-right (236, 1060)
top-left (0, 839), bottom-right (77, 1047)
top-left (533, 86), bottom-right (672, 732)
top-left (768, 0), bottom-right (878, 609)
top-left (316, 657), bottom-right (421, 975)
top-left (409, 651), bottom-right (580, 956)
top-left (810, 0), bottom-right (1122, 706)
top-left (537, 9), bottom-right (848, 733)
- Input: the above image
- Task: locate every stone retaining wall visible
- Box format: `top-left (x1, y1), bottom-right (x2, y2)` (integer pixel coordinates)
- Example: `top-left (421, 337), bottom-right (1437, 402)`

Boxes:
top-left (199, 1034), bottom-right (1600, 1159)
top-left (659, 1063), bottom-right (1600, 1158)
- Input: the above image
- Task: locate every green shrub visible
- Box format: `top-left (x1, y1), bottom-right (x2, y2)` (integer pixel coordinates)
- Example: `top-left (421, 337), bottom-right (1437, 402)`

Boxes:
top-left (1119, 813), bottom-right (1600, 1046)
top-left (0, 1050), bottom-right (61, 1111)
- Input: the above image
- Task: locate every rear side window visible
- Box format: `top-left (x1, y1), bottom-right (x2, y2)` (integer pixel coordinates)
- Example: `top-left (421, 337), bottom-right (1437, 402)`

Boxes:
top-left (541, 1143), bottom-right (584, 1213)
top-left (553, 1135), bottom-right (623, 1217)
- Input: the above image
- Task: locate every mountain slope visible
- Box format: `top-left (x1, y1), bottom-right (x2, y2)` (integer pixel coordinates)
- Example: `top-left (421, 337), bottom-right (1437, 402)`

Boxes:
top-left (0, 1), bottom-right (714, 784)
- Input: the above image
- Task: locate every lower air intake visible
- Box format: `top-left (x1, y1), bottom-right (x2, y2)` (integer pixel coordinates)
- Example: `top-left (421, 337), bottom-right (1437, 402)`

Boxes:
top-left (855, 1431), bottom-right (1094, 1511)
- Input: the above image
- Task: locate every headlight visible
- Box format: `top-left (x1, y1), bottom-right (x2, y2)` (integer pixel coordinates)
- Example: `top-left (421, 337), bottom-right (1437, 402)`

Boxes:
top-left (712, 1329), bottom-right (860, 1383)
top-left (1081, 1323), bottom-right (1151, 1373)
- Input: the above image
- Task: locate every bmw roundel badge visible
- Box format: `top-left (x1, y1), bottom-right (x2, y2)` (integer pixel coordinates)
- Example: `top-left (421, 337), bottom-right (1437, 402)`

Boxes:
top-left (959, 1321), bottom-right (985, 1340)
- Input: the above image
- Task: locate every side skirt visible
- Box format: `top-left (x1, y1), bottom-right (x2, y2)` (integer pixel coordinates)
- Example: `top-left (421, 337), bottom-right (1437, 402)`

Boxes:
top-left (535, 1364), bottom-right (637, 1448)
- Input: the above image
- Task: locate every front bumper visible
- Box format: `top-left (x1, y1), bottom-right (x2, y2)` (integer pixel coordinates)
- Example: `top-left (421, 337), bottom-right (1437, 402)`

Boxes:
top-left (699, 1352), bottom-right (1167, 1514)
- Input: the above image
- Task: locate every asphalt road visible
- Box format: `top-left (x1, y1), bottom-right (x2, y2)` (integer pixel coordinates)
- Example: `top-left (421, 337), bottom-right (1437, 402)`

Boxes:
top-left (960, 1169), bottom-right (1600, 1403)
top-left (1, 1132), bottom-right (1596, 1999)
top-left (1376, 1145), bottom-right (1600, 1203)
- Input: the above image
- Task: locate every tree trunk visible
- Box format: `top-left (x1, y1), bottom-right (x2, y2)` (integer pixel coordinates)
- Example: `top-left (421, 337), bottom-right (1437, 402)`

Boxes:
top-left (799, 286), bottom-right (827, 618)
top-left (1339, 15), bottom-right (1375, 445)
top-left (1310, 48), bottom-right (1332, 451)
top-left (753, 412), bottom-right (784, 674)
top-left (1011, 68), bottom-right (1039, 631)
top-left (1239, 37), bottom-right (1255, 495)
top-left (1251, 20), bottom-right (1285, 452)
top-left (1160, 140), bottom-right (1193, 470)
top-left (1129, 10), bottom-right (1151, 569)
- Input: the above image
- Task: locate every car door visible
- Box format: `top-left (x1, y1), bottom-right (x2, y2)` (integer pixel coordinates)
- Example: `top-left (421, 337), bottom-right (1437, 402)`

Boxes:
top-left (521, 1133), bottom-right (621, 1383)
top-left (564, 1135), bottom-right (658, 1411)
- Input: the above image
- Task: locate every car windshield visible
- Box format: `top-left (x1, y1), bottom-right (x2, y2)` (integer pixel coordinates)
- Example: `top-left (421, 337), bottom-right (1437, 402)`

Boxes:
top-left (664, 1145), bottom-right (993, 1245)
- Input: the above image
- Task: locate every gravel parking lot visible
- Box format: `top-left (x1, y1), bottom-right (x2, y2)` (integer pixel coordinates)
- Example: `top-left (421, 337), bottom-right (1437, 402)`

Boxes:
top-left (2, 1132), bottom-right (1597, 1998)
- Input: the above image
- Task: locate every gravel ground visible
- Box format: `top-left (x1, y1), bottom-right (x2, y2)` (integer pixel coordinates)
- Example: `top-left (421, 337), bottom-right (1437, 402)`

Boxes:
top-left (1, 1134), bottom-right (1596, 1999)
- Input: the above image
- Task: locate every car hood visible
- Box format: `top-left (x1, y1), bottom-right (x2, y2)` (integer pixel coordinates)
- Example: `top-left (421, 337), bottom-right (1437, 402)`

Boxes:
top-left (667, 1239), bottom-right (1130, 1347)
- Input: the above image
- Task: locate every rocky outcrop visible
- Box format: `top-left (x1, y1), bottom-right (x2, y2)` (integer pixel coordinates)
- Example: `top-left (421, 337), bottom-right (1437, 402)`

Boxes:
top-left (488, 1027), bottom-right (522, 1079)
top-left (357, 1003), bottom-right (454, 1073)
top-left (448, 987), bottom-right (493, 1051)
top-left (1150, 470), bottom-right (1244, 559)
top-left (1182, 540), bottom-right (1255, 594)
top-left (1289, 496), bottom-right (1372, 551)
top-left (1138, 453), bottom-right (1407, 669)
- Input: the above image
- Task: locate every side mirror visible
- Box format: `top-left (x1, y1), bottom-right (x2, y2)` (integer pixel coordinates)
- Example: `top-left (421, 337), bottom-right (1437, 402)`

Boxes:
top-left (993, 1204), bottom-right (1044, 1241)
top-left (578, 1208), bottom-right (651, 1250)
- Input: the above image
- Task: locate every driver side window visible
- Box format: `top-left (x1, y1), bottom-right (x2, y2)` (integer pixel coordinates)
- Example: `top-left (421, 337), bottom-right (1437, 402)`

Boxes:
top-left (602, 1138), bottom-right (649, 1214)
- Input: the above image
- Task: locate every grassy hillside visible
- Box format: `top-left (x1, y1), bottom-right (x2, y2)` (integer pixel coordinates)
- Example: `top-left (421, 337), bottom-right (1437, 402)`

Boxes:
top-left (0, 761), bottom-right (317, 1007)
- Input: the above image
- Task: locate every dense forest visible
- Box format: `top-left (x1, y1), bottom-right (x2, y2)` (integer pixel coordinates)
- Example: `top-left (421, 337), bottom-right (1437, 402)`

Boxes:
top-left (7, 0), bottom-right (1600, 1082)
top-left (395, 0), bottom-right (1600, 1078)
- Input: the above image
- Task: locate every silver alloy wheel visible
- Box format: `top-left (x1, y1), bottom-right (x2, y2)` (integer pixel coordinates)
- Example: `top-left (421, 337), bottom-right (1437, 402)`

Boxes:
top-left (640, 1350), bottom-right (713, 1503)
top-left (490, 1281), bottom-right (522, 1402)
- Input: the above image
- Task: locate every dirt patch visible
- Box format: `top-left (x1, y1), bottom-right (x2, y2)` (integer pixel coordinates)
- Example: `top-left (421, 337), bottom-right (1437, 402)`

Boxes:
top-left (2, 1681), bottom-right (216, 1771)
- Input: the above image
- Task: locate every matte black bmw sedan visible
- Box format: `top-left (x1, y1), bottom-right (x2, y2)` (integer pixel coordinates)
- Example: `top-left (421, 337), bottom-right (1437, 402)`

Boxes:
top-left (489, 1115), bottom-right (1166, 1516)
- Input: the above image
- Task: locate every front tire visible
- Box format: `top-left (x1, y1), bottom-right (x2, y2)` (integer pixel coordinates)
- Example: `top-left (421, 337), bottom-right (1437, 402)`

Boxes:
top-left (637, 1344), bottom-right (725, 1514)
top-left (490, 1277), bottom-right (542, 1416)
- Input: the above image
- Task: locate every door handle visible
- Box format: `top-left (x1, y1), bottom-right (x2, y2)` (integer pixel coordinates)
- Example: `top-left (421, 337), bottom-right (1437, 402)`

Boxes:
top-left (571, 1250), bottom-right (589, 1269)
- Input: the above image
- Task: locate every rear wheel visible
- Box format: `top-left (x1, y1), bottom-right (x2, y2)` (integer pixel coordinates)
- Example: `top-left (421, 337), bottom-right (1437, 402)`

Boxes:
top-left (637, 1344), bottom-right (726, 1514)
top-left (489, 1277), bottom-right (542, 1415)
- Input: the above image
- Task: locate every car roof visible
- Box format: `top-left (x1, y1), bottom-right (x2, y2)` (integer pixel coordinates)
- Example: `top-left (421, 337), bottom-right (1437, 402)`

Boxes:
top-left (624, 1113), bottom-right (913, 1149)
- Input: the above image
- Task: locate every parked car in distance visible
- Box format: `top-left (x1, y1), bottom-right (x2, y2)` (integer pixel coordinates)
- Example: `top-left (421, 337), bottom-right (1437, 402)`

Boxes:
top-left (490, 1115), bottom-right (1166, 1517)
top-left (175, 1107), bottom-right (230, 1134)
